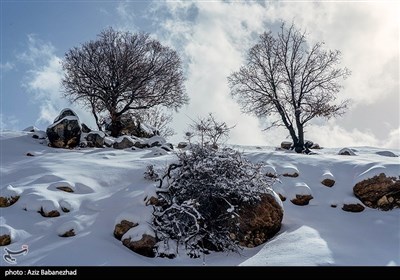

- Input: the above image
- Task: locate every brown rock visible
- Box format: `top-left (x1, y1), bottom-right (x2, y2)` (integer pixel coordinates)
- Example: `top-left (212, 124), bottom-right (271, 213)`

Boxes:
top-left (145, 196), bottom-right (161, 206)
top-left (122, 234), bottom-right (157, 257)
top-left (342, 203), bottom-right (365, 213)
top-left (39, 208), bottom-right (60, 218)
top-left (321, 179), bottom-right (335, 188)
top-left (0, 196), bottom-right (20, 207)
top-left (56, 186), bottom-right (74, 193)
top-left (60, 229), bottom-right (75, 237)
top-left (282, 172), bottom-right (299, 178)
top-left (238, 193), bottom-right (283, 248)
top-left (353, 173), bottom-right (400, 211)
top-left (280, 141), bottom-right (292, 150)
top-left (266, 173), bottom-right (278, 178)
top-left (278, 193), bottom-right (286, 202)
top-left (114, 220), bottom-right (138, 240)
top-left (291, 194), bottom-right (313, 206)
top-left (0, 234), bottom-right (11, 246)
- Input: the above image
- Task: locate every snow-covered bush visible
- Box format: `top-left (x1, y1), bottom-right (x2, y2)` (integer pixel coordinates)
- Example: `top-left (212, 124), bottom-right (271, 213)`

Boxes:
top-left (144, 165), bottom-right (159, 181)
top-left (152, 145), bottom-right (275, 257)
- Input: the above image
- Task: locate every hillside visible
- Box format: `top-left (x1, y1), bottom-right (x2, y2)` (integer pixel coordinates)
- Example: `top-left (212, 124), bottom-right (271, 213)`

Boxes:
top-left (0, 130), bottom-right (399, 266)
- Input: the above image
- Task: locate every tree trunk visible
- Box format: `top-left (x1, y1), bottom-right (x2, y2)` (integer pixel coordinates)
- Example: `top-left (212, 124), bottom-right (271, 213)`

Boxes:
top-left (110, 114), bottom-right (123, 137)
top-left (294, 124), bottom-right (305, 153)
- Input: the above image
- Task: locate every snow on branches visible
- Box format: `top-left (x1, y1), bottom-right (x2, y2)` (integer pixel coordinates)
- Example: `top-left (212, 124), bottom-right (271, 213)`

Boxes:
top-left (152, 145), bottom-right (276, 258)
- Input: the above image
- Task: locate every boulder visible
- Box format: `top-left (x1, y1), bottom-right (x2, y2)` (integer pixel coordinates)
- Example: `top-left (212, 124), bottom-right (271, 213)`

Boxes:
top-left (122, 234), bottom-right (157, 258)
top-left (342, 203), bottom-right (365, 213)
top-left (59, 229), bottom-right (75, 237)
top-left (0, 234), bottom-right (11, 246)
top-left (46, 109), bottom-right (81, 149)
top-left (310, 143), bottom-right (321, 149)
top-left (304, 140), bottom-right (314, 149)
top-left (237, 193), bottom-right (283, 248)
top-left (177, 142), bottom-right (188, 149)
top-left (338, 148), bottom-right (356, 156)
top-left (114, 220), bottom-right (138, 240)
top-left (0, 196), bottom-right (19, 207)
top-left (81, 123), bottom-right (92, 133)
top-left (113, 137), bottom-right (134, 149)
top-left (353, 173), bottom-right (400, 211)
top-left (86, 132), bottom-right (105, 148)
top-left (291, 194), bottom-right (313, 206)
top-left (321, 178), bottom-right (335, 188)
top-left (38, 207), bottom-right (60, 218)
top-left (280, 141), bottom-right (292, 150)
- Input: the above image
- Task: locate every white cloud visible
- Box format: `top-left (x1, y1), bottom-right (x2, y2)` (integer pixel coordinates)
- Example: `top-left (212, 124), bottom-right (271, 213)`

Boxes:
top-left (19, 35), bottom-right (96, 128)
top-left (0, 62), bottom-right (15, 71)
top-left (0, 114), bottom-right (19, 131)
top-left (148, 0), bottom-right (399, 148)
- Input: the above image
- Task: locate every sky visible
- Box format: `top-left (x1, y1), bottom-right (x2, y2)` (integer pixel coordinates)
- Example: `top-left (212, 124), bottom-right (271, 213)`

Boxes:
top-left (0, 0), bottom-right (399, 148)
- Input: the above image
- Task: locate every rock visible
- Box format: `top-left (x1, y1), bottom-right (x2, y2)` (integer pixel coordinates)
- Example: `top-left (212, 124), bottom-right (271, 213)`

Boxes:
top-left (311, 143), bottom-right (321, 149)
top-left (0, 196), bottom-right (19, 207)
top-left (56, 186), bottom-right (74, 193)
top-left (81, 123), bottom-right (92, 133)
top-left (39, 208), bottom-right (60, 218)
top-left (353, 173), bottom-right (400, 211)
top-left (145, 196), bottom-right (162, 206)
top-left (133, 141), bottom-right (150, 149)
top-left (278, 193), bottom-right (286, 202)
top-left (26, 153), bottom-right (34, 157)
top-left (375, 151), bottom-right (398, 157)
top-left (321, 178), bottom-right (335, 187)
top-left (86, 132), bottom-right (105, 148)
top-left (161, 143), bottom-right (174, 152)
top-left (282, 172), bottom-right (299, 178)
top-left (280, 141), bottom-right (292, 150)
top-left (342, 203), bottom-right (365, 212)
top-left (122, 234), bottom-right (157, 258)
top-left (32, 131), bottom-right (46, 139)
top-left (46, 109), bottom-right (81, 149)
top-left (338, 148), bottom-right (356, 156)
top-left (113, 137), bottom-right (134, 149)
top-left (177, 142), bottom-right (188, 149)
top-left (304, 140), bottom-right (314, 149)
top-left (291, 194), bottom-right (313, 206)
top-left (59, 229), bottom-right (75, 237)
top-left (114, 220), bottom-right (138, 240)
top-left (238, 193), bottom-right (283, 248)
top-left (23, 126), bottom-right (38, 132)
top-left (0, 234), bottom-right (11, 246)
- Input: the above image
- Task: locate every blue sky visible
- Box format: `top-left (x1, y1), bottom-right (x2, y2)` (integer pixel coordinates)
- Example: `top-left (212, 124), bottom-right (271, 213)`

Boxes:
top-left (1, 0), bottom-right (399, 148)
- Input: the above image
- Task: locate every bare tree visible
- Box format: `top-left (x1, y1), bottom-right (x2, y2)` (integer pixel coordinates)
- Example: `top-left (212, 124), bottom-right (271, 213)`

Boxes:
top-left (128, 106), bottom-right (175, 139)
top-left (189, 113), bottom-right (234, 149)
top-left (228, 22), bottom-right (350, 152)
top-left (62, 27), bottom-right (188, 137)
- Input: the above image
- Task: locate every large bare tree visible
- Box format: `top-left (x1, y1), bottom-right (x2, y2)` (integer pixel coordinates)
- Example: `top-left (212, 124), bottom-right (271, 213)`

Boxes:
top-left (229, 23), bottom-right (350, 152)
top-left (62, 27), bottom-right (187, 137)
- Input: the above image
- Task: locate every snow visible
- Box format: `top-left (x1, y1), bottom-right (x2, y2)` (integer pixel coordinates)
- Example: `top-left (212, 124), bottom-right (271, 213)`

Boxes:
top-left (0, 130), bottom-right (399, 266)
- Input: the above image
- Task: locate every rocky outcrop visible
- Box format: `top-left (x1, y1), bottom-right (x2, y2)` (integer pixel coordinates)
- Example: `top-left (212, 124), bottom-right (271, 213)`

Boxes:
top-left (122, 234), bottom-right (157, 258)
top-left (342, 203), bottom-right (365, 212)
top-left (46, 109), bottom-right (81, 149)
top-left (114, 220), bottom-right (138, 240)
top-left (353, 173), bottom-right (400, 211)
top-left (237, 194), bottom-right (283, 248)
top-left (86, 132), bottom-right (105, 148)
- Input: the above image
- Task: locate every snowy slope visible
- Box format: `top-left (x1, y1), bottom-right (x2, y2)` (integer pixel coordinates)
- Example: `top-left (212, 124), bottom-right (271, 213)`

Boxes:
top-left (0, 131), bottom-right (399, 266)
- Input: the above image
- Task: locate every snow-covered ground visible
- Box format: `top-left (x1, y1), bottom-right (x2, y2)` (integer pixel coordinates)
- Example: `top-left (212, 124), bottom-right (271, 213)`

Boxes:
top-left (1, 131), bottom-right (399, 266)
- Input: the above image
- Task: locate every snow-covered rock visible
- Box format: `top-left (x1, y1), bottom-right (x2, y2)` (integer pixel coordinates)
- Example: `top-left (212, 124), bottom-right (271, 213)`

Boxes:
top-left (338, 148), bottom-right (356, 156)
top-left (280, 141), bottom-right (292, 150)
top-left (375, 150), bottom-right (398, 157)
top-left (113, 136), bottom-right (134, 149)
top-left (46, 108), bottom-right (81, 149)
top-left (86, 131), bottom-right (105, 148)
